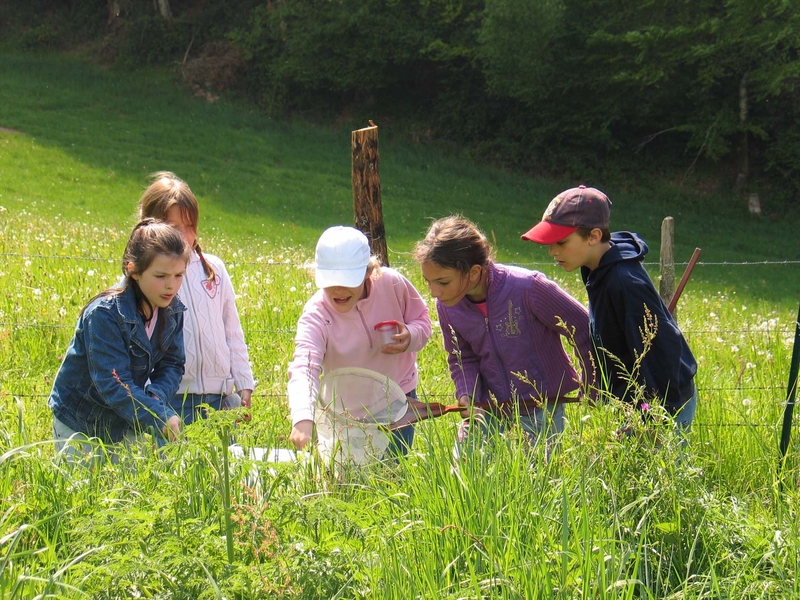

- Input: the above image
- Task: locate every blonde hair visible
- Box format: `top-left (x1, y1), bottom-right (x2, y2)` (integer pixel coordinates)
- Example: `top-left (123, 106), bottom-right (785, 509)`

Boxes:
top-left (137, 171), bottom-right (216, 282)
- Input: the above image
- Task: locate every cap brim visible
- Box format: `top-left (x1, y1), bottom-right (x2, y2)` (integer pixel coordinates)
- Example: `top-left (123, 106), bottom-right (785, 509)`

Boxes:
top-left (520, 222), bottom-right (578, 245)
top-left (315, 267), bottom-right (367, 289)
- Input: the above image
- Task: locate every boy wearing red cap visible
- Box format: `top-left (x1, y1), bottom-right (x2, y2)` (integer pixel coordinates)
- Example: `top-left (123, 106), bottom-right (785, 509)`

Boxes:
top-left (521, 186), bottom-right (698, 433)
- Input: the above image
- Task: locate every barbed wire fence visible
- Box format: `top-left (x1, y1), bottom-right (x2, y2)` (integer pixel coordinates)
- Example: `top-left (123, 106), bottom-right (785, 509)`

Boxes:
top-left (2, 251), bottom-right (799, 430)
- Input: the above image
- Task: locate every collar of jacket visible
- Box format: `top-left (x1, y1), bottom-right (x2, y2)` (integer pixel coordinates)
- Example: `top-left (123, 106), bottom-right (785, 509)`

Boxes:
top-left (112, 284), bottom-right (186, 325)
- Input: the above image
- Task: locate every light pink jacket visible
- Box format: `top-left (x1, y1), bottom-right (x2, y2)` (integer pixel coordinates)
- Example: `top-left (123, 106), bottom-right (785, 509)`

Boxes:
top-left (287, 267), bottom-right (431, 425)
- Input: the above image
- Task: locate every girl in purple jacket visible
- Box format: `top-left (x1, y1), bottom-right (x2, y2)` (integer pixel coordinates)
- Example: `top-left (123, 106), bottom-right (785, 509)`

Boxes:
top-left (414, 215), bottom-right (595, 453)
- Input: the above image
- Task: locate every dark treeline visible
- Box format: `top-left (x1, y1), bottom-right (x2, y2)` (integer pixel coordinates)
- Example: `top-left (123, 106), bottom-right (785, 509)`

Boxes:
top-left (4, 0), bottom-right (799, 211)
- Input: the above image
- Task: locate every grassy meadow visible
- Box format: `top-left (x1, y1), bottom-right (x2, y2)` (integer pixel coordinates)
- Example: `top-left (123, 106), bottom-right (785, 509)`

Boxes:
top-left (2, 51), bottom-right (800, 598)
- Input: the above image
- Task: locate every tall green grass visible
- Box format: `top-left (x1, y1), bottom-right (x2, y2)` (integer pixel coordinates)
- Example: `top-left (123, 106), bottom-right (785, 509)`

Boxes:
top-left (2, 50), bottom-right (800, 599)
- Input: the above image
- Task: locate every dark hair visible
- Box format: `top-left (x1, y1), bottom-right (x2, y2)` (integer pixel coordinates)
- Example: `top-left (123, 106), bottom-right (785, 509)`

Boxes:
top-left (83, 219), bottom-right (189, 326)
top-left (413, 215), bottom-right (494, 274)
top-left (575, 226), bottom-right (611, 243)
top-left (138, 171), bottom-right (216, 282)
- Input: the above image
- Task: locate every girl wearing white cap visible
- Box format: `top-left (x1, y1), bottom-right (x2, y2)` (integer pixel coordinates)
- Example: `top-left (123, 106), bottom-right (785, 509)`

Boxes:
top-left (287, 226), bottom-right (432, 455)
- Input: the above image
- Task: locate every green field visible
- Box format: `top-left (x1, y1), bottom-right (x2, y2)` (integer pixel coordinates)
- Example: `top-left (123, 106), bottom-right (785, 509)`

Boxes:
top-left (2, 51), bottom-right (800, 599)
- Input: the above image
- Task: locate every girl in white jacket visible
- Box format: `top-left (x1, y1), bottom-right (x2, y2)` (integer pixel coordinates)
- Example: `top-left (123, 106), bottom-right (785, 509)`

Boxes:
top-left (138, 172), bottom-right (255, 424)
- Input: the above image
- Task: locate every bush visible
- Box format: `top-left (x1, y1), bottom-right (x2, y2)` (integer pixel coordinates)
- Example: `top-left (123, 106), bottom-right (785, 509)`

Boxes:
top-left (114, 14), bottom-right (191, 67)
top-left (180, 40), bottom-right (245, 99)
top-left (18, 24), bottom-right (61, 51)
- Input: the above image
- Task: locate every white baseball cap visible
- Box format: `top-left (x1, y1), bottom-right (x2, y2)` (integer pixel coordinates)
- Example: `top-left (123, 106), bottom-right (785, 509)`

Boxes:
top-left (314, 226), bottom-right (371, 288)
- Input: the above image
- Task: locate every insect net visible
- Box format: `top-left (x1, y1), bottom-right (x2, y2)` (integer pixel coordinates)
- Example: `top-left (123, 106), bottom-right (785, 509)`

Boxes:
top-left (314, 367), bottom-right (408, 465)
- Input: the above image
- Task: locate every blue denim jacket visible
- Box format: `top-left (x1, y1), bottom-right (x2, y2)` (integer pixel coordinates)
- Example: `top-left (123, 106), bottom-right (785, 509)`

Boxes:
top-left (49, 285), bottom-right (186, 443)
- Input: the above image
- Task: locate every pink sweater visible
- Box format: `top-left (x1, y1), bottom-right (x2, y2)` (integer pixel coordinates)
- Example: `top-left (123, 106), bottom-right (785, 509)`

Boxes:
top-left (287, 267), bottom-right (431, 425)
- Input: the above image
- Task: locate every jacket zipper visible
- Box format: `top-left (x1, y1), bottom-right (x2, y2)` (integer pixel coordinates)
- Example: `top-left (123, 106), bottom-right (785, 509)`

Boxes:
top-left (185, 269), bottom-right (206, 392)
top-left (480, 298), bottom-right (512, 402)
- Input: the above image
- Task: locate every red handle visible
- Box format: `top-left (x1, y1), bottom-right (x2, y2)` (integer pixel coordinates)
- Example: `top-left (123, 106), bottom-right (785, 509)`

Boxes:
top-left (388, 399), bottom-right (463, 430)
top-left (668, 248), bottom-right (702, 313)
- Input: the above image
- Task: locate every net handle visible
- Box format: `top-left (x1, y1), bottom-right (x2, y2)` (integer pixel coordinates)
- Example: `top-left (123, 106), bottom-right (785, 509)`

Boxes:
top-left (387, 398), bottom-right (462, 430)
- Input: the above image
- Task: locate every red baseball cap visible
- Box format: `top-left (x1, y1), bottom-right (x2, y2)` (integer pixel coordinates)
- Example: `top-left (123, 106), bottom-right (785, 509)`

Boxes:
top-left (521, 185), bottom-right (611, 244)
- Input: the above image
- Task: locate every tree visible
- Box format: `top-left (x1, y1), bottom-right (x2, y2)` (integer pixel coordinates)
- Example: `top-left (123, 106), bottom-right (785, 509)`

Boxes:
top-left (579, 0), bottom-right (800, 204)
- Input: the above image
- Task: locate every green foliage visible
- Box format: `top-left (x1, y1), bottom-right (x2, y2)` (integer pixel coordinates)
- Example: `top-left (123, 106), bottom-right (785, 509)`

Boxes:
top-left (18, 24), bottom-right (62, 51)
top-left (479, 0), bottom-right (564, 102)
top-left (112, 14), bottom-right (192, 67)
top-left (229, 0), bottom-right (484, 117)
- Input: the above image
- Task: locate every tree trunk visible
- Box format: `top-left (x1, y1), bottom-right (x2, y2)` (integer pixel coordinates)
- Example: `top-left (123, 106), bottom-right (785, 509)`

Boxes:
top-left (735, 71), bottom-right (749, 203)
top-left (154, 0), bottom-right (172, 20)
top-left (107, 0), bottom-right (122, 30)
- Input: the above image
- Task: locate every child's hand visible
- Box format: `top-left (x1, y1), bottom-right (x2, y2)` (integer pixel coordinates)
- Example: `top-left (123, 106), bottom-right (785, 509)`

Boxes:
top-left (381, 322), bottom-right (410, 354)
top-left (162, 414), bottom-right (182, 441)
top-left (457, 394), bottom-right (486, 419)
top-left (240, 389), bottom-right (253, 422)
top-left (289, 420), bottom-right (313, 450)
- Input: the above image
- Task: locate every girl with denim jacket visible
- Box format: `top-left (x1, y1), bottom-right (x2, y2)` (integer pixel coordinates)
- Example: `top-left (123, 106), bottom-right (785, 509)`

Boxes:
top-left (49, 219), bottom-right (190, 461)
top-left (138, 172), bottom-right (256, 425)
top-left (414, 215), bottom-right (595, 454)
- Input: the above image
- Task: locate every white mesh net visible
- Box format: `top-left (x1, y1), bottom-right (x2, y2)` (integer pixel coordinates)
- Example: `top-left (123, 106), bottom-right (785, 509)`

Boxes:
top-left (314, 367), bottom-right (409, 465)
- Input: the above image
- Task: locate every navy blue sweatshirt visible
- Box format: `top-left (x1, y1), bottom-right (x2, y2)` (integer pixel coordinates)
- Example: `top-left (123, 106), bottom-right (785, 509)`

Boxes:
top-left (581, 231), bottom-right (697, 413)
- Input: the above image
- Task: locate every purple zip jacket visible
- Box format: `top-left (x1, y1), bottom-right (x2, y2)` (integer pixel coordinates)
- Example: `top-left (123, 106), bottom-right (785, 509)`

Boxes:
top-left (437, 261), bottom-right (595, 408)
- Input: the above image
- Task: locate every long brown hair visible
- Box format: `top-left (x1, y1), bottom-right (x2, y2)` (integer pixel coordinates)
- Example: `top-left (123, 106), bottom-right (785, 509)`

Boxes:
top-left (83, 219), bottom-right (189, 326)
top-left (413, 215), bottom-right (494, 274)
top-left (137, 171), bottom-right (216, 282)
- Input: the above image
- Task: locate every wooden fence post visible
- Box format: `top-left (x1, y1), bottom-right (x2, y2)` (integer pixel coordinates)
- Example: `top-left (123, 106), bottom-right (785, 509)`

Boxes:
top-left (351, 122), bottom-right (389, 266)
top-left (659, 217), bottom-right (675, 310)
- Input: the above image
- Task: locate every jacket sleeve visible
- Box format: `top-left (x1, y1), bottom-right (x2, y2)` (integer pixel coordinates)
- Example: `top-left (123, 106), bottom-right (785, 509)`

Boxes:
top-left (395, 271), bottom-right (432, 352)
top-left (84, 306), bottom-right (176, 431)
top-left (287, 307), bottom-right (327, 425)
top-left (217, 260), bottom-right (256, 392)
top-left (438, 303), bottom-right (484, 403)
top-left (527, 273), bottom-right (597, 397)
top-left (618, 269), bottom-right (689, 407)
